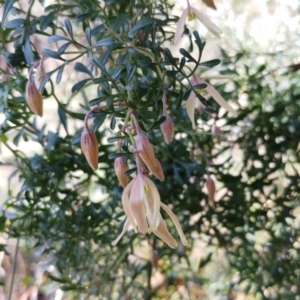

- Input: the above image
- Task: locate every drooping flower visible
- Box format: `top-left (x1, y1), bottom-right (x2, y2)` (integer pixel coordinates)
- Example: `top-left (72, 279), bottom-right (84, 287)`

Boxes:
top-left (112, 174), bottom-right (188, 248)
top-left (174, 2), bottom-right (221, 45)
top-left (114, 156), bottom-right (129, 188)
top-left (81, 128), bottom-right (99, 170)
top-left (160, 112), bottom-right (174, 144)
top-left (186, 77), bottom-right (235, 128)
top-left (26, 76), bottom-right (43, 117)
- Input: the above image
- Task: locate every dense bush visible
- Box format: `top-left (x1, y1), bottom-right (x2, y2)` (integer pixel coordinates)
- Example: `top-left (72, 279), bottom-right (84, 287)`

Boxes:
top-left (0, 0), bottom-right (299, 299)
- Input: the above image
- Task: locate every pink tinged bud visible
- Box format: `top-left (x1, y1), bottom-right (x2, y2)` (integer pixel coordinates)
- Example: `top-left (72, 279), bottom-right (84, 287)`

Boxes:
top-left (150, 250), bottom-right (159, 269)
top-left (81, 128), bottom-right (99, 170)
top-left (160, 113), bottom-right (174, 144)
top-left (135, 133), bottom-right (157, 175)
top-left (26, 78), bottom-right (43, 117)
top-left (206, 176), bottom-right (216, 201)
top-left (114, 157), bottom-right (129, 188)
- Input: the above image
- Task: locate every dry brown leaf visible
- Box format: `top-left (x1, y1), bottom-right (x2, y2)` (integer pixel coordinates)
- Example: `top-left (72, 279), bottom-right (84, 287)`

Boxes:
top-left (202, 0), bottom-right (217, 10)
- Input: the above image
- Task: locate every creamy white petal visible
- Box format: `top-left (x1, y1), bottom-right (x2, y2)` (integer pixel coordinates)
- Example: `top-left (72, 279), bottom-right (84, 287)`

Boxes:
top-left (161, 202), bottom-right (188, 246)
top-left (154, 215), bottom-right (178, 248)
top-left (174, 8), bottom-right (189, 45)
top-left (144, 176), bottom-right (161, 230)
top-left (186, 91), bottom-right (197, 129)
top-left (204, 82), bottom-right (235, 113)
top-left (129, 175), bottom-right (148, 234)
top-left (121, 180), bottom-right (136, 227)
top-left (111, 218), bottom-right (130, 246)
top-left (190, 7), bottom-right (222, 37)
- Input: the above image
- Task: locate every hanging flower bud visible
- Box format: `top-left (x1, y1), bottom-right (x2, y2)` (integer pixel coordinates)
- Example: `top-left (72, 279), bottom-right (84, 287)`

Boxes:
top-left (160, 113), bottom-right (174, 144)
top-left (26, 77), bottom-right (43, 117)
top-left (206, 175), bottom-right (216, 202)
top-left (135, 133), bottom-right (157, 175)
top-left (114, 157), bottom-right (129, 188)
top-left (150, 250), bottom-right (159, 269)
top-left (212, 126), bottom-right (222, 144)
top-left (35, 58), bottom-right (45, 90)
top-left (81, 128), bottom-right (99, 170)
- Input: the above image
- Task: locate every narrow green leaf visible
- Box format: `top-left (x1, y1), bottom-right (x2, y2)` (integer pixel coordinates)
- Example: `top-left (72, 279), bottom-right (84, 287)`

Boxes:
top-left (64, 18), bottom-right (73, 38)
top-left (179, 48), bottom-right (197, 63)
top-left (200, 59), bottom-right (221, 68)
top-left (42, 49), bottom-right (65, 61)
top-left (93, 37), bottom-right (114, 47)
top-left (71, 79), bottom-right (91, 93)
top-left (57, 42), bottom-right (70, 56)
top-left (108, 152), bottom-right (127, 160)
top-left (124, 167), bottom-right (137, 176)
top-left (179, 57), bottom-right (186, 70)
top-left (23, 39), bottom-right (34, 65)
top-left (48, 35), bottom-right (70, 43)
top-left (183, 89), bottom-right (192, 100)
top-left (58, 107), bottom-right (68, 133)
top-left (56, 65), bottom-right (65, 84)
top-left (93, 114), bottom-right (106, 131)
top-left (4, 18), bottom-right (25, 29)
top-left (193, 83), bottom-right (207, 89)
top-left (107, 136), bottom-right (125, 143)
top-left (112, 67), bottom-right (124, 80)
top-left (39, 11), bottom-right (55, 31)
top-left (85, 27), bottom-right (91, 45)
top-left (149, 116), bottom-right (166, 131)
top-left (110, 115), bottom-right (116, 130)
top-left (2, 0), bottom-right (17, 23)
top-left (74, 62), bottom-right (93, 77)
top-left (128, 18), bottom-right (151, 38)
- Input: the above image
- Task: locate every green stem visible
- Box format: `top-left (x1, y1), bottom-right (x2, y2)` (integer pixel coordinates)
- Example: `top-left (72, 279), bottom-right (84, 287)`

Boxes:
top-left (21, 0), bottom-right (35, 45)
top-left (7, 237), bottom-right (20, 300)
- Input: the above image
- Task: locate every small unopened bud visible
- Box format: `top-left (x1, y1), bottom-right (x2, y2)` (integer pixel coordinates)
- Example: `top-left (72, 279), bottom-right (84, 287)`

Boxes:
top-left (114, 157), bottom-right (129, 188)
top-left (26, 78), bottom-right (43, 117)
top-left (212, 126), bottom-right (222, 144)
top-left (35, 61), bottom-right (45, 90)
top-left (206, 176), bottom-right (216, 202)
top-left (135, 133), bottom-right (157, 175)
top-left (150, 250), bottom-right (159, 269)
top-left (160, 113), bottom-right (174, 144)
top-left (81, 128), bottom-right (99, 170)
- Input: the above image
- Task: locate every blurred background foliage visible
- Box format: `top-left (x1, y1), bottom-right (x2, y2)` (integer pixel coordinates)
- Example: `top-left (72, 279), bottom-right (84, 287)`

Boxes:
top-left (0, 0), bottom-right (300, 299)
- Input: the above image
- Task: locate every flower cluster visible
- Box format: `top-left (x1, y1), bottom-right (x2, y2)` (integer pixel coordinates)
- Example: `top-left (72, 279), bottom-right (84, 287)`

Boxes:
top-left (77, 0), bottom-right (235, 249)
